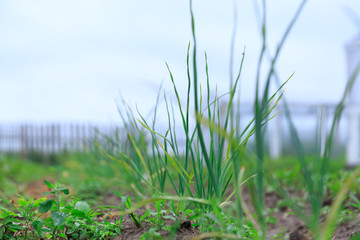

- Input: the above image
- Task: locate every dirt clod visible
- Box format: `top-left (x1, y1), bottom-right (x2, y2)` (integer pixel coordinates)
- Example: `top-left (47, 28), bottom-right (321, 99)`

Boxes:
top-left (289, 225), bottom-right (312, 240)
top-left (180, 220), bottom-right (192, 230)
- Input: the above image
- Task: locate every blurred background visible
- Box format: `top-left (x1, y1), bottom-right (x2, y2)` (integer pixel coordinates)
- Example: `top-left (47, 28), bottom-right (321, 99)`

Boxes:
top-left (0, 0), bottom-right (360, 159)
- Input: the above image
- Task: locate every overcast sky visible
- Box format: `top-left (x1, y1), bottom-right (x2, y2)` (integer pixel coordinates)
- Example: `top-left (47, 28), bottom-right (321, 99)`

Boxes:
top-left (0, 0), bottom-right (360, 123)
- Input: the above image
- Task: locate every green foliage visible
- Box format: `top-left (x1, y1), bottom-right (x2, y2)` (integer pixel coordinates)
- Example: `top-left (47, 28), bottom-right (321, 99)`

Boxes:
top-left (0, 180), bottom-right (122, 239)
top-left (139, 228), bottom-right (163, 240)
top-left (140, 198), bottom-right (177, 231)
top-left (0, 204), bottom-right (24, 239)
top-left (0, 155), bottom-right (57, 197)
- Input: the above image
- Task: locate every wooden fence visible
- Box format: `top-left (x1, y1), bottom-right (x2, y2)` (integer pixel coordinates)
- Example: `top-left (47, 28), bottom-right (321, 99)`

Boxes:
top-left (0, 103), bottom-right (346, 161)
top-left (0, 123), bottom-right (122, 156)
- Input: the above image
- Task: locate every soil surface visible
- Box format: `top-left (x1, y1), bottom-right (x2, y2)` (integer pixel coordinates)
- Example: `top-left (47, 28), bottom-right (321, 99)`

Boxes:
top-left (105, 209), bottom-right (199, 240)
top-left (15, 180), bottom-right (360, 239)
top-left (262, 191), bottom-right (360, 239)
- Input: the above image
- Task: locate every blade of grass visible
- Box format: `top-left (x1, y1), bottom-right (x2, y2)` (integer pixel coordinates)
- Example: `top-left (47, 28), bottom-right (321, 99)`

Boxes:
top-left (320, 167), bottom-right (360, 239)
top-left (190, 0), bottom-right (218, 197)
top-left (318, 58), bottom-right (360, 239)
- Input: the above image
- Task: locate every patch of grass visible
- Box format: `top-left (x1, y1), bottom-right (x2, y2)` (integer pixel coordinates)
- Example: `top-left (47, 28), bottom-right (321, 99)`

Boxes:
top-left (0, 152), bottom-right (125, 203)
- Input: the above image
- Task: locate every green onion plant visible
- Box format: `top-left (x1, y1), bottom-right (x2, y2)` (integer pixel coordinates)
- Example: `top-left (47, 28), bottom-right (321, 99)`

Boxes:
top-left (104, 0), bottom-right (360, 239)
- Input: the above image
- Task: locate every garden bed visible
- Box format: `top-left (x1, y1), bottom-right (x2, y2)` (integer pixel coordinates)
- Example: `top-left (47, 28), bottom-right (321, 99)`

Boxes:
top-left (2, 177), bottom-right (359, 240)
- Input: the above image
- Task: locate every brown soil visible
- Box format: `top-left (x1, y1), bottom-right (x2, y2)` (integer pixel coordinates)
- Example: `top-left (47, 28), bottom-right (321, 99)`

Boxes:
top-left (24, 178), bottom-right (56, 198)
top-left (16, 180), bottom-right (360, 239)
top-left (103, 209), bottom-right (200, 240)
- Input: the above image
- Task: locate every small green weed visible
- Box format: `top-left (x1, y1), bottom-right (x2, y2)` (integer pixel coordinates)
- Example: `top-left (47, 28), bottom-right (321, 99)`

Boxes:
top-left (0, 180), bottom-right (122, 239)
top-left (0, 203), bottom-right (24, 239)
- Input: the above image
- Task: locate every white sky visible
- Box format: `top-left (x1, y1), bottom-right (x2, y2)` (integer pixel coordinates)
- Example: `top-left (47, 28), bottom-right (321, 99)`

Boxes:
top-left (0, 0), bottom-right (360, 123)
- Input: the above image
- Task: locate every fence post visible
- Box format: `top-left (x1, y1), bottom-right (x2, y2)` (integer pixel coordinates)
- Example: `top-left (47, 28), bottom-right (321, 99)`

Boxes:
top-left (347, 108), bottom-right (360, 167)
top-left (20, 124), bottom-right (28, 160)
top-left (0, 124), bottom-right (2, 153)
top-left (317, 105), bottom-right (327, 157)
top-left (268, 107), bottom-right (282, 159)
top-left (51, 124), bottom-right (55, 153)
top-left (76, 124), bottom-right (80, 151)
top-left (346, 34), bottom-right (360, 167)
